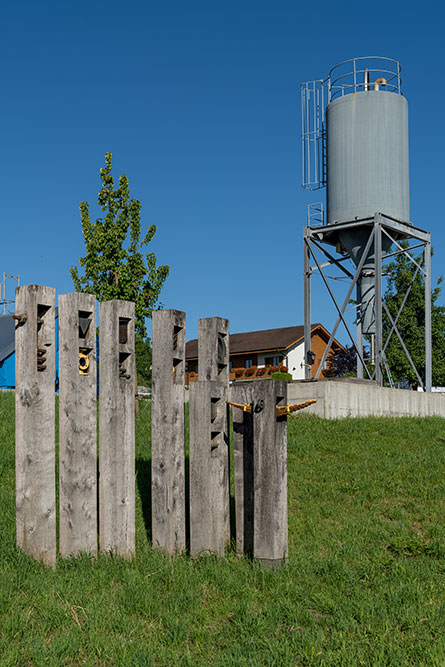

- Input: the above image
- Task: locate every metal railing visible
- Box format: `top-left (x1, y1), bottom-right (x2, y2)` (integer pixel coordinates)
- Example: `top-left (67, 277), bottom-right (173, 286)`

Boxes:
top-left (327, 56), bottom-right (402, 102)
top-left (301, 56), bottom-right (402, 190)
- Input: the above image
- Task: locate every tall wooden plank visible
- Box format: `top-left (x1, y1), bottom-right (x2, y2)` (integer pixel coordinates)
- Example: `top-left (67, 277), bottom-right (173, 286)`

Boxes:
top-left (189, 381), bottom-right (228, 556)
top-left (232, 379), bottom-right (288, 568)
top-left (231, 383), bottom-right (254, 556)
top-left (59, 292), bottom-right (97, 557)
top-left (197, 317), bottom-right (230, 544)
top-left (99, 300), bottom-right (135, 558)
top-left (151, 309), bottom-right (186, 554)
top-left (15, 285), bottom-right (56, 566)
top-left (198, 317), bottom-right (229, 384)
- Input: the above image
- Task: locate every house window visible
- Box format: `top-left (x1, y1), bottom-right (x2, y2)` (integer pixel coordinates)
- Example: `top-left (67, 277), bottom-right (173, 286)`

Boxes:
top-left (229, 361), bottom-right (233, 371)
top-left (265, 355), bottom-right (281, 366)
top-left (245, 359), bottom-right (254, 369)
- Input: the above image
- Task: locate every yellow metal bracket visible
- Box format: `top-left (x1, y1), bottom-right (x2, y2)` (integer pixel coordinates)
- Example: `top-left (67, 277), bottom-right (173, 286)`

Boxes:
top-left (276, 399), bottom-right (316, 417)
top-left (226, 400), bottom-right (252, 414)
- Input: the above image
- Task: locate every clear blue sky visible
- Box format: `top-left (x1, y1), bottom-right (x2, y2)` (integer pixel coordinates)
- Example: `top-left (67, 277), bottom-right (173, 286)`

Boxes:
top-left (2, 0), bottom-right (444, 341)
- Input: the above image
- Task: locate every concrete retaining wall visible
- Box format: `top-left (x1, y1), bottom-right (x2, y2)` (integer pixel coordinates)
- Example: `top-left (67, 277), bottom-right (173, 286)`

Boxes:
top-left (287, 379), bottom-right (445, 419)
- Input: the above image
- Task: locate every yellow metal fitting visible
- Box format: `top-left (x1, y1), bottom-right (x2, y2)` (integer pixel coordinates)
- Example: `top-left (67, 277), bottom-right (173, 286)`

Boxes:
top-left (79, 351), bottom-right (90, 375)
top-left (276, 399), bottom-right (316, 417)
top-left (226, 400), bottom-right (252, 414)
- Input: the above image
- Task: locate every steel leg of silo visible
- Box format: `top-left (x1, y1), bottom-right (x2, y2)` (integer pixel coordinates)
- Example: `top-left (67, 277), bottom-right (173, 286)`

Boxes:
top-left (356, 280), bottom-right (364, 379)
top-left (374, 216), bottom-right (383, 386)
top-left (425, 238), bottom-right (432, 392)
top-left (303, 230), bottom-right (312, 380)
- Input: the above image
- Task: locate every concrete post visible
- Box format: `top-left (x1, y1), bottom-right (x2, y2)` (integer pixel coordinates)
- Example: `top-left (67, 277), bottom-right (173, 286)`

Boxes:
top-left (15, 285), bottom-right (56, 566)
top-left (99, 300), bottom-right (135, 558)
top-left (59, 293), bottom-right (97, 557)
top-left (231, 379), bottom-right (288, 568)
top-left (151, 309), bottom-right (186, 554)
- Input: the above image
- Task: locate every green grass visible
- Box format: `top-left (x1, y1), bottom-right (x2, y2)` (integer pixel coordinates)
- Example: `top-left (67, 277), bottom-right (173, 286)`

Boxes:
top-left (1, 390), bottom-right (445, 665)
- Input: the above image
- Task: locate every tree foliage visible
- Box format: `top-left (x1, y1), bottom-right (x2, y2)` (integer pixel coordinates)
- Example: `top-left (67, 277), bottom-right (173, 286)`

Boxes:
top-left (383, 244), bottom-right (445, 387)
top-left (70, 153), bottom-right (169, 338)
top-left (325, 344), bottom-right (359, 377)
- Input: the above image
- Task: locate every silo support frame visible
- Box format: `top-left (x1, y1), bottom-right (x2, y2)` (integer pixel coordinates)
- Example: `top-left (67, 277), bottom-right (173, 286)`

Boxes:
top-left (303, 215), bottom-right (432, 390)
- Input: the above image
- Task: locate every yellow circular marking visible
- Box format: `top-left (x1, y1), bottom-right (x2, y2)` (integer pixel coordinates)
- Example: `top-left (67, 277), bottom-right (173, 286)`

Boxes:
top-left (79, 352), bottom-right (90, 374)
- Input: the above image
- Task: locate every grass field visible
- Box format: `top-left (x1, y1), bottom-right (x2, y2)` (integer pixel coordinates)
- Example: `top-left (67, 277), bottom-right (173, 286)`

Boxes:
top-left (1, 390), bottom-right (445, 665)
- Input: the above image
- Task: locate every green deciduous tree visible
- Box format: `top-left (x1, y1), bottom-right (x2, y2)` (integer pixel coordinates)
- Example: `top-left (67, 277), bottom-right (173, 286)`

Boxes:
top-left (71, 153), bottom-right (169, 384)
top-left (71, 152), bottom-right (169, 338)
top-left (383, 244), bottom-right (445, 387)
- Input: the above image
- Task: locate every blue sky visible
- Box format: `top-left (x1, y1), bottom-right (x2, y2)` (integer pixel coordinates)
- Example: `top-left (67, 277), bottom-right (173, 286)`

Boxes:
top-left (2, 0), bottom-right (444, 341)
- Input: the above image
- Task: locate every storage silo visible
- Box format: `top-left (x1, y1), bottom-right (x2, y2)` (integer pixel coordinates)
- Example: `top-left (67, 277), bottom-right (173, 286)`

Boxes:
top-left (302, 57), bottom-right (410, 335)
top-left (301, 57), bottom-right (432, 390)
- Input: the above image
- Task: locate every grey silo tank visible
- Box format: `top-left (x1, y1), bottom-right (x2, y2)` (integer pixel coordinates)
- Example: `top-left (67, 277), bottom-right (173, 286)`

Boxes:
top-left (326, 90), bottom-right (410, 225)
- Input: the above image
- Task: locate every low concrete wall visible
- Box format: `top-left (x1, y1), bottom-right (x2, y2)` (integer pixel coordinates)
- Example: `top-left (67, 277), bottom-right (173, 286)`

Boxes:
top-left (288, 379), bottom-right (445, 419)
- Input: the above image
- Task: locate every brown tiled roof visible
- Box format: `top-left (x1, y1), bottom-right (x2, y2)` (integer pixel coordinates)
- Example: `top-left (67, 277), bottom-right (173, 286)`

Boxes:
top-left (186, 323), bottom-right (323, 359)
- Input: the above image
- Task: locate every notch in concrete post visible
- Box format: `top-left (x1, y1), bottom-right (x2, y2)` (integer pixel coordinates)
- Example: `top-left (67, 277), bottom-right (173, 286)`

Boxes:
top-left (59, 293), bottom-right (97, 557)
top-left (231, 379), bottom-right (288, 568)
top-left (189, 317), bottom-right (230, 556)
top-left (15, 285), bottom-right (56, 566)
top-left (151, 310), bottom-right (186, 554)
top-left (99, 300), bottom-right (135, 558)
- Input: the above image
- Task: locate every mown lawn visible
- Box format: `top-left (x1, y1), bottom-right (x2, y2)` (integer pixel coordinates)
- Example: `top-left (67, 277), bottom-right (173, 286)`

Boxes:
top-left (1, 390), bottom-right (445, 665)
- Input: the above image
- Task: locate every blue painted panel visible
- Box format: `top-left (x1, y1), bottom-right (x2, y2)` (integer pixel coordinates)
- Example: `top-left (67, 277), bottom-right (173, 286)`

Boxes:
top-left (0, 314), bottom-right (60, 389)
top-left (0, 353), bottom-right (15, 388)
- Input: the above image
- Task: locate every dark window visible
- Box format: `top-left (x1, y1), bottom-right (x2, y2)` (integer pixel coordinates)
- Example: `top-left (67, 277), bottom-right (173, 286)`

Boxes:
top-left (245, 359), bottom-right (254, 369)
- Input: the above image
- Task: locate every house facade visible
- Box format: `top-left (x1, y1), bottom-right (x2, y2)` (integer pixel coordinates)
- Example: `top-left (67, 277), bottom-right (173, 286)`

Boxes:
top-left (185, 323), bottom-right (343, 384)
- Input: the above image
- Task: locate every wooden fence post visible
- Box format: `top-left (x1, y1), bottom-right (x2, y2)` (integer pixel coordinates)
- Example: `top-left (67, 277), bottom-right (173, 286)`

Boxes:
top-left (151, 309), bottom-right (186, 554)
top-left (231, 379), bottom-right (288, 568)
top-left (15, 285), bottom-right (56, 566)
top-left (189, 317), bottom-right (230, 556)
top-left (99, 300), bottom-right (135, 557)
top-left (59, 293), bottom-right (97, 557)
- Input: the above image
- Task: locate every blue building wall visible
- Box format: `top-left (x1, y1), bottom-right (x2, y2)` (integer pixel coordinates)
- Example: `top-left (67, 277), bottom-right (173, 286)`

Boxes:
top-left (0, 316), bottom-right (59, 390)
top-left (0, 353), bottom-right (15, 389)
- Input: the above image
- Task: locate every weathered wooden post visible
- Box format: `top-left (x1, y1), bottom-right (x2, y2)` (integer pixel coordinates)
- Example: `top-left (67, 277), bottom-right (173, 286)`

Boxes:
top-left (151, 309), bottom-right (186, 554)
top-left (99, 300), bottom-right (135, 557)
top-left (59, 293), bottom-right (97, 557)
top-left (231, 379), bottom-right (288, 568)
top-left (15, 285), bottom-right (56, 566)
top-left (189, 317), bottom-right (230, 556)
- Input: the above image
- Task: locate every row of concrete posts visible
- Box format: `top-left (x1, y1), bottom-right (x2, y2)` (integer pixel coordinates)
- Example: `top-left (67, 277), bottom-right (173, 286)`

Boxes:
top-left (15, 286), bottom-right (288, 568)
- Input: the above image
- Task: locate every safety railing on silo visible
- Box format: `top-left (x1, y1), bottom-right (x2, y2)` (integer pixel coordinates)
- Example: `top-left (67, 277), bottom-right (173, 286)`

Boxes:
top-left (327, 56), bottom-right (402, 102)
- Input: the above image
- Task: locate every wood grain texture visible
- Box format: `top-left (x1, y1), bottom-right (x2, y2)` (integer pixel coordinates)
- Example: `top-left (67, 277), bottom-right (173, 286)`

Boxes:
top-left (99, 300), bottom-right (135, 558)
top-left (15, 285), bottom-right (56, 566)
top-left (189, 381), bottom-right (228, 556)
top-left (197, 317), bottom-right (230, 544)
top-left (151, 310), bottom-right (186, 554)
top-left (59, 292), bottom-right (97, 557)
top-left (198, 317), bottom-right (229, 384)
top-left (231, 380), bottom-right (288, 567)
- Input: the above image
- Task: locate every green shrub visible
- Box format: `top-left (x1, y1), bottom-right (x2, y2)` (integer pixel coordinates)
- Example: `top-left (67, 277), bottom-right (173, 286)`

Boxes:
top-left (270, 371), bottom-right (292, 381)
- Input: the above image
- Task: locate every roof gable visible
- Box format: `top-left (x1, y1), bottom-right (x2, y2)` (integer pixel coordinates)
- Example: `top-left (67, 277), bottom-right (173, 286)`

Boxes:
top-left (186, 323), bottom-right (332, 359)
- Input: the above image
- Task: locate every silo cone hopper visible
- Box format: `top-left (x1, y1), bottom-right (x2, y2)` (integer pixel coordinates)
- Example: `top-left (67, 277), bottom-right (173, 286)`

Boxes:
top-left (338, 228), bottom-right (393, 335)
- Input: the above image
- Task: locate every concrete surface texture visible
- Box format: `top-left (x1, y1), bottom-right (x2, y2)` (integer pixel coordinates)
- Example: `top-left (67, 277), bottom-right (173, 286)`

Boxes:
top-left (287, 379), bottom-right (445, 419)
